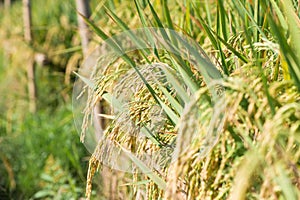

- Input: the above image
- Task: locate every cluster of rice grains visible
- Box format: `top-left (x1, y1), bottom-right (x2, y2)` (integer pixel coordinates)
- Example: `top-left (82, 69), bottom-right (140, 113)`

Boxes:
top-left (82, 59), bottom-right (177, 199)
top-left (82, 53), bottom-right (300, 199)
top-left (169, 76), bottom-right (300, 199)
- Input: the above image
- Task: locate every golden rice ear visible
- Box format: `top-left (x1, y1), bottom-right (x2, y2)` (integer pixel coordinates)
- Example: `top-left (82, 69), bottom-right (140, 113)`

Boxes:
top-left (163, 72), bottom-right (300, 199)
top-left (85, 156), bottom-right (100, 200)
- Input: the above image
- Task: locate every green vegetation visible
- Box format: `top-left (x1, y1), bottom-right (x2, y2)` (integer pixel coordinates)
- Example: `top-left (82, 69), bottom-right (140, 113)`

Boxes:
top-left (0, 0), bottom-right (88, 199)
top-left (0, 0), bottom-right (299, 199)
top-left (80, 0), bottom-right (300, 199)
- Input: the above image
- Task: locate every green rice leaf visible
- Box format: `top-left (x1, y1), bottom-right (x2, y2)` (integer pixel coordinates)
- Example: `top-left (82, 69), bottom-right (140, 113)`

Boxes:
top-left (160, 66), bottom-right (190, 103)
top-left (157, 97), bottom-right (179, 125)
top-left (158, 84), bottom-right (183, 114)
top-left (104, 6), bottom-right (151, 62)
top-left (275, 163), bottom-right (297, 200)
top-left (73, 71), bottom-right (95, 89)
top-left (119, 180), bottom-right (150, 187)
top-left (217, 0), bottom-right (228, 41)
top-left (117, 143), bottom-right (167, 190)
top-left (162, 0), bottom-right (174, 30)
top-left (169, 57), bottom-right (199, 94)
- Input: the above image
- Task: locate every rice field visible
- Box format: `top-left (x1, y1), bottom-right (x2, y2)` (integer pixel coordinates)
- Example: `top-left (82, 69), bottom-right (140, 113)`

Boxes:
top-left (75, 0), bottom-right (300, 199)
top-left (0, 0), bottom-right (299, 199)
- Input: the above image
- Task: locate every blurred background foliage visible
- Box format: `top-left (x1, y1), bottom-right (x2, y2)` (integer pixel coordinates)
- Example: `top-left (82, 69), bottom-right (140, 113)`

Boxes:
top-left (0, 0), bottom-right (90, 199)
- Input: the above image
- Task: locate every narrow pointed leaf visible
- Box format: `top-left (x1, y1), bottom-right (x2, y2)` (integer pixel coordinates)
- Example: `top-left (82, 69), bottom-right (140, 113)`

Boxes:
top-left (73, 71), bottom-right (95, 89)
top-left (158, 84), bottom-right (183, 114)
top-left (117, 143), bottom-right (167, 190)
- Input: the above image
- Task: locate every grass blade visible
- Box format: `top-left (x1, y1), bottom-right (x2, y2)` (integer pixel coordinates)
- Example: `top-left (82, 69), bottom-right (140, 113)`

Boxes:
top-left (104, 6), bottom-right (151, 62)
top-left (117, 143), bottom-right (167, 190)
top-left (147, 0), bottom-right (172, 43)
top-left (275, 163), bottom-right (298, 200)
top-left (73, 71), bottom-right (95, 89)
top-left (169, 56), bottom-right (199, 94)
top-left (231, 0), bottom-right (267, 39)
top-left (133, 0), bottom-right (158, 57)
top-left (217, 0), bottom-right (228, 41)
top-left (158, 84), bottom-right (183, 115)
top-left (162, 0), bottom-right (174, 30)
top-left (192, 7), bottom-right (229, 74)
top-left (160, 66), bottom-right (190, 103)
top-left (157, 97), bottom-right (179, 125)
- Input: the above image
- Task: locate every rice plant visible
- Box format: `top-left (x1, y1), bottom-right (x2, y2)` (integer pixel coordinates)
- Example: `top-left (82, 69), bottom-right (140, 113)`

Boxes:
top-left (74, 0), bottom-right (300, 199)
